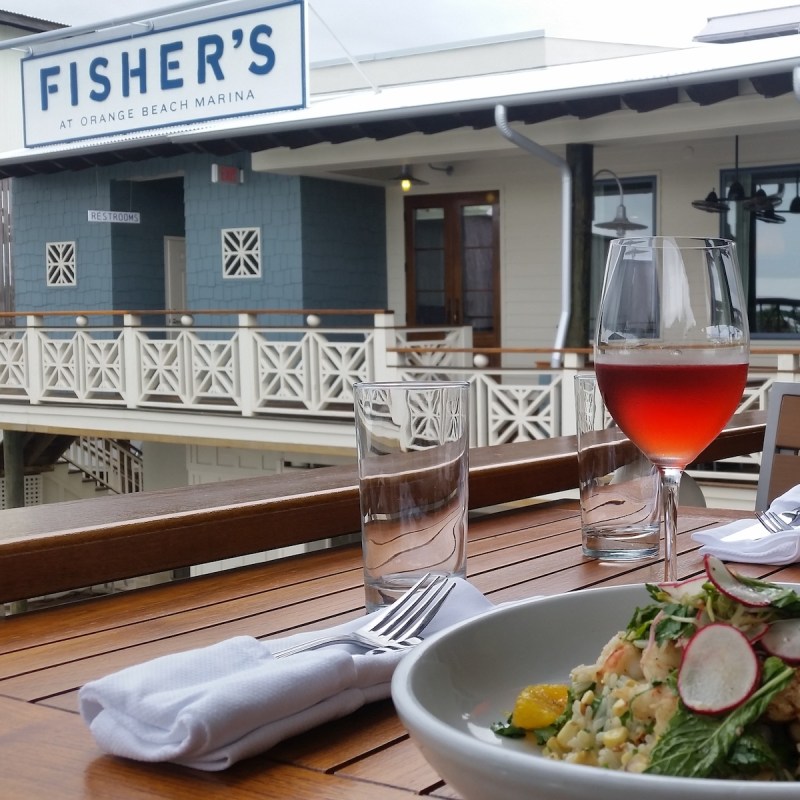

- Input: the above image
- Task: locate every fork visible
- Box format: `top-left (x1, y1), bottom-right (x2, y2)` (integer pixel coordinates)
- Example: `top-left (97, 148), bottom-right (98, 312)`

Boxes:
top-left (274, 573), bottom-right (455, 658)
top-left (756, 508), bottom-right (800, 534)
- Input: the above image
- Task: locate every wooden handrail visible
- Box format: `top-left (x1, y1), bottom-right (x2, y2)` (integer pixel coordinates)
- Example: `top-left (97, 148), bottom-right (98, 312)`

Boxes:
top-left (0, 411), bottom-right (765, 604)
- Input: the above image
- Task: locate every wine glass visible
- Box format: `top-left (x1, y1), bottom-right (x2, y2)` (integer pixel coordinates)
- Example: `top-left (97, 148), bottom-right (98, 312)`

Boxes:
top-left (594, 236), bottom-right (749, 581)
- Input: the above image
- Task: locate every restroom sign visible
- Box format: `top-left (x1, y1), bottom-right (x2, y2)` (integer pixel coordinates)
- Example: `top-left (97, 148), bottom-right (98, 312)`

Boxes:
top-left (88, 210), bottom-right (141, 223)
top-left (22, 0), bottom-right (306, 147)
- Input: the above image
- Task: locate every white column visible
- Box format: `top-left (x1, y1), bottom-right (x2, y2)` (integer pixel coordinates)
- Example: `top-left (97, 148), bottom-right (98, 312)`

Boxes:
top-left (26, 314), bottom-right (43, 405)
top-left (775, 352), bottom-right (800, 382)
top-left (560, 351), bottom-right (588, 436)
top-left (371, 312), bottom-right (400, 382)
top-left (238, 313), bottom-right (257, 417)
top-left (123, 314), bottom-right (142, 409)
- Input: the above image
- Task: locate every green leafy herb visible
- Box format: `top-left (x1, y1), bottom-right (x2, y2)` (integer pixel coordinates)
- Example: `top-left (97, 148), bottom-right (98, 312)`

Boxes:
top-left (645, 657), bottom-right (795, 778)
top-left (652, 602), bottom-right (697, 645)
top-left (625, 603), bottom-right (660, 640)
top-left (627, 593), bottom-right (698, 646)
top-left (491, 716), bottom-right (559, 745)
top-left (734, 574), bottom-right (800, 615)
top-left (491, 715), bottom-right (526, 738)
top-left (722, 730), bottom-right (785, 779)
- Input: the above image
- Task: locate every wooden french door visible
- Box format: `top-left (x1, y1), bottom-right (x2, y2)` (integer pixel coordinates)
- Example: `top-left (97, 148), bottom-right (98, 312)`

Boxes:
top-left (404, 191), bottom-right (500, 350)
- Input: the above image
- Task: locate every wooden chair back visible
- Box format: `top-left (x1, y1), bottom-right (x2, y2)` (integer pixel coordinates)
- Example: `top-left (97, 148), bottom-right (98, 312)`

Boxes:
top-left (756, 382), bottom-right (800, 511)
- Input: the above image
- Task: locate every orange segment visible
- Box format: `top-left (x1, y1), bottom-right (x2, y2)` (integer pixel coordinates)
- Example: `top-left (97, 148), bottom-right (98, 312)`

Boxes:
top-left (511, 684), bottom-right (569, 729)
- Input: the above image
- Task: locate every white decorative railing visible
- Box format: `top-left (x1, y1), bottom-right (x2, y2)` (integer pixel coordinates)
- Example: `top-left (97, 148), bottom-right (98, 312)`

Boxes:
top-left (63, 437), bottom-right (144, 494)
top-left (0, 311), bottom-right (473, 418)
top-left (0, 310), bottom-right (797, 456)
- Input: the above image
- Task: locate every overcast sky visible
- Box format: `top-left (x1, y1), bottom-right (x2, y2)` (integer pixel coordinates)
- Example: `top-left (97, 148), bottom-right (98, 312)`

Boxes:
top-left (2, 0), bottom-right (796, 56)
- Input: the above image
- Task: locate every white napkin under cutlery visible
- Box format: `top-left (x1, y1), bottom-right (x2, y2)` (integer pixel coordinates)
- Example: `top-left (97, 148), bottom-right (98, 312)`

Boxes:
top-left (691, 485), bottom-right (800, 564)
top-left (79, 578), bottom-right (492, 771)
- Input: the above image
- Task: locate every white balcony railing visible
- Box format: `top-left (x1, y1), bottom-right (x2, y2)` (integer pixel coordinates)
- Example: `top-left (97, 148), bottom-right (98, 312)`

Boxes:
top-left (0, 310), bottom-right (795, 455)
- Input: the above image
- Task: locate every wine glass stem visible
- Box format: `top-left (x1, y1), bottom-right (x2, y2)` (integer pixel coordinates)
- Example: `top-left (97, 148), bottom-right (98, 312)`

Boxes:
top-left (660, 467), bottom-right (682, 582)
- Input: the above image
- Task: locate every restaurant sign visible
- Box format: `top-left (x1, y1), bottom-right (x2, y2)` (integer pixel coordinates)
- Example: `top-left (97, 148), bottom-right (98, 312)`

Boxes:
top-left (21, 0), bottom-right (306, 148)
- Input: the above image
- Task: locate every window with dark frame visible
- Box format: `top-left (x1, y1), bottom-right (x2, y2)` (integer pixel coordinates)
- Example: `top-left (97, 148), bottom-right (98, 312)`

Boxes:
top-left (590, 176), bottom-right (657, 337)
top-left (720, 164), bottom-right (800, 337)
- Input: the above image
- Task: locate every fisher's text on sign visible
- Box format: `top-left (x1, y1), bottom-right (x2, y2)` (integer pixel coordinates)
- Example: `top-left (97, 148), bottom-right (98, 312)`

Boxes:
top-left (22, 0), bottom-right (306, 147)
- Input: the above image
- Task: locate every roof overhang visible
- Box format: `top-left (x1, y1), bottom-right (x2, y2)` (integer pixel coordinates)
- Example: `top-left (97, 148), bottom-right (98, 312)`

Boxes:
top-left (1, 34), bottom-right (800, 179)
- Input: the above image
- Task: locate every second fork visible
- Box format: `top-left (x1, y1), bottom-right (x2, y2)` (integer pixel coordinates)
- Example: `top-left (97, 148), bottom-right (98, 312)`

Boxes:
top-left (756, 508), bottom-right (800, 534)
top-left (274, 574), bottom-right (455, 658)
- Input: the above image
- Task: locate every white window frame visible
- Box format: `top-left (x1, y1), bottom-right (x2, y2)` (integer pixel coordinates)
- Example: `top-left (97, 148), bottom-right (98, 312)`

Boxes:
top-left (46, 241), bottom-right (77, 286)
top-left (221, 227), bottom-right (261, 279)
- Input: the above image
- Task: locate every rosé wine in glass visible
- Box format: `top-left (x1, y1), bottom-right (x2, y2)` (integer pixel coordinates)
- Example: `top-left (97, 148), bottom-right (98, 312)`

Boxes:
top-left (594, 237), bottom-right (749, 581)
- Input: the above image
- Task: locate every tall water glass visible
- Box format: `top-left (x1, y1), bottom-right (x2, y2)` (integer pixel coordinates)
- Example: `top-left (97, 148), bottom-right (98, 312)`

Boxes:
top-left (594, 236), bottom-right (749, 581)
top-left (354, 380), bottom-right (469, 612)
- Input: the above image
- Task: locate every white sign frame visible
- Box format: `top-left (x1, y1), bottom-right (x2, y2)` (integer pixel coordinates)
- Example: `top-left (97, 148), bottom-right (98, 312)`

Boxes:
top-left (22, 0), bottom-right (306, 148)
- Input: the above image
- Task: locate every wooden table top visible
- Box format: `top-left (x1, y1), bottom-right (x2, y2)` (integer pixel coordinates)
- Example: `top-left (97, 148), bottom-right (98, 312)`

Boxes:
top-left (2, 498), bottom-right (798, 799)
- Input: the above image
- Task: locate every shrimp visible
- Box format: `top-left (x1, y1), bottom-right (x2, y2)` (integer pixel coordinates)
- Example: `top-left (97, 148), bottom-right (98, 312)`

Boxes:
top-left (639, 638), bottom-right (682, 682)
top-left (597, 636), bottom-right (644, 681)
top-left (630, 684), bottom-right (679, 734)
top-left (766, 668), bottom-right (800, 723)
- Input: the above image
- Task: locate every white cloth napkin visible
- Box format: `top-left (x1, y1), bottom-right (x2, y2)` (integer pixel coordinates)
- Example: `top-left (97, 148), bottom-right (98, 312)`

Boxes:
top-left (691, 485), bottom-right (800, 564)
top-left (79, 578), bottom-right (492, 771)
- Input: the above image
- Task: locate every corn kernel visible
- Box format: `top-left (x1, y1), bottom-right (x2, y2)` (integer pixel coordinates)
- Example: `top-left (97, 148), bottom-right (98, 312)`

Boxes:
top-left (601, 726), bottom-right (629, 748)
top-left (556, 720), bottom-right (581, 747)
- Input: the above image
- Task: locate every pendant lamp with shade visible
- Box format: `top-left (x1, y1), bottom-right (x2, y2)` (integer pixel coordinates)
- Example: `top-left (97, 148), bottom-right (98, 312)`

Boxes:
top-left (789, 175), bottom-right (800, 213)
top-left (592, 169), bottom-right (648, 236)
top-left (728, 135), bottom-right (746, 202)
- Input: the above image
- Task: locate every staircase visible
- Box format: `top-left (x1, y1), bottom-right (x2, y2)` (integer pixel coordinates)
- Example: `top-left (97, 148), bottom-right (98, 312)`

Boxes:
top-left (0, 434), bottom-right (143, 508)
top-left (0, 432), bottom-right (77, 472)
top-left (61, 437), bottom-right (144, 494)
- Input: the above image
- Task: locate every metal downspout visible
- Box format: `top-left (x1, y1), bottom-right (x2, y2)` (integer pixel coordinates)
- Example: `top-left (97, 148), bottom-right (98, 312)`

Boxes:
top-left (494, 104), bottom-right (571, 368)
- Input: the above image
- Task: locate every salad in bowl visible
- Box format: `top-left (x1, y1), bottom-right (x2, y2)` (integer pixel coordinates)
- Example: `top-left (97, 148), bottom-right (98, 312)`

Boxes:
top-left (494, 556), bottom-right (800, 781)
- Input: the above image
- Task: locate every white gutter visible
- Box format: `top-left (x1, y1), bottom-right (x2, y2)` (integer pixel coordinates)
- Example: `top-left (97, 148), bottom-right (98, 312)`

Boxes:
top-left (494, 104), bottom-right (571, 368)
top-left (0, 0), bottom-right (240, 51)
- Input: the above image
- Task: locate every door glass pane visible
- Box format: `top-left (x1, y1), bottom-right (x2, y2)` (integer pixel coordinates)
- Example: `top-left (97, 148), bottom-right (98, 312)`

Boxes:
top-left (461, 205), bottom-right (494, 331)
top-left (413, 208), bottom-right (446, 324)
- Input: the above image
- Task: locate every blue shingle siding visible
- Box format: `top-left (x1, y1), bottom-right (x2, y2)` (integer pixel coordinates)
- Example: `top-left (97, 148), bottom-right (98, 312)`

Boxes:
top-left (11, 152), bottom-right (387, 319)
top-left (300, 177), bottom-right (387, 318)
top-left (111, 177), bottom-right (185, 312)
top-left (184, 166), bottom-right (304, 312)
top-left (13, 169), bottom-right (114, 311)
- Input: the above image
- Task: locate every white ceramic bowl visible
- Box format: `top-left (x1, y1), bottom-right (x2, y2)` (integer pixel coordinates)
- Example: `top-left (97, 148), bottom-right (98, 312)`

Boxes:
top-left (391, 584), bottom-right (799, 800)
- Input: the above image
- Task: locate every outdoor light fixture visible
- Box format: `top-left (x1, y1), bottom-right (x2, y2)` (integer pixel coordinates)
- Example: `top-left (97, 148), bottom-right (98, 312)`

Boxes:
top-left (428, 162), bottom-right (454, 176)
top-left (755, 207), bottom-right (786, 224)
top-left (692, 189), bottom-right (730, 214)
top-left (727, 135), bottom-right (745, 202)
top-left (789, 176), bottom-right (800, 213)
top-left (692, 135), bottom-right (786, 220)
top-left (593, 168), bottom-right (647, 236)
top-left (742, 186), bottom-right (781, 212)
top-left (393, 165), bottom-right (428, 192)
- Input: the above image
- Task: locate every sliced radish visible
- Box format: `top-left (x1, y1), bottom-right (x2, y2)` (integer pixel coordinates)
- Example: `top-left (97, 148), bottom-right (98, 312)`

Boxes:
top-left (761, 619), bottom-right (800, 665)
top-left (678, 623), bottom-right (761, 714)
top-left (745, 620), bottom-right (769, 643)
top-left (704, 555), bottom-right (773, 608)
top-left (695, 607), bottom-right (711, 628)
top-left (657, 575), bottom-right (707, 604)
